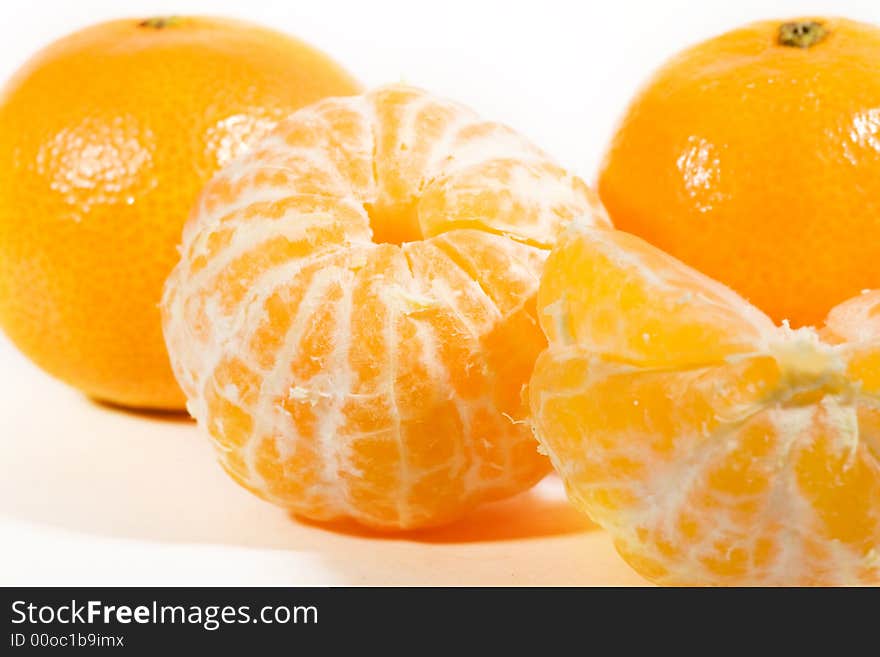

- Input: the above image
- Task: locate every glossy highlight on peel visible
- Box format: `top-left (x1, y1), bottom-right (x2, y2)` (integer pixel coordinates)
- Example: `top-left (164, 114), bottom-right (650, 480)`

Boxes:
top-left (0, 16), bottom-right (360, 409)
top-left (598, 16), bottom-right (880, 329)
top-left (529, 222), bottom-right (880, 586)
top-left (162, 84), bottom-right (610, 529)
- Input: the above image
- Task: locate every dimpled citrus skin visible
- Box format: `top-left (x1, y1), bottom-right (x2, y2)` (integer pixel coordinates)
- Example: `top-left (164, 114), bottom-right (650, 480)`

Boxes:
top-left (162, 85), bottom-right (610, 529)
top-left (0, 16), bottom-right (360, 409)
top-left (530, 222), bottom-right (880, 585)
top-left (598, 17), bottom-right (880, 329)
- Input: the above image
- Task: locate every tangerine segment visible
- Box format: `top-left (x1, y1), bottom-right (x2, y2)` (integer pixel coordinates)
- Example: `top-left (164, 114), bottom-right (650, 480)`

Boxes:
top-left (537, 224), bottom-right (775, 369)
top-left (530, 226), bottom-right (880, 585)
top-left (825, 291), bottom-right (880, 397)
top-left (163, 85), bottom-right (610, 529)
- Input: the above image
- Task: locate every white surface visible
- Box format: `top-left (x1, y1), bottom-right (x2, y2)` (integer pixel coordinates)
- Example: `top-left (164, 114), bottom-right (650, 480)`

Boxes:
top-left (2, 0), bottom-right (878, 586)
top-left (0, 337), bottom-right (642, 586)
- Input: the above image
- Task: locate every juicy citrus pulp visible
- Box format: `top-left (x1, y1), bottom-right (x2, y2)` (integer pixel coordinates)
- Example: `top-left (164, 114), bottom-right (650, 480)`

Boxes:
top-left (162, 85), bottom-right (610, 528)
top-left (530, 222), bottom-right (880, 585)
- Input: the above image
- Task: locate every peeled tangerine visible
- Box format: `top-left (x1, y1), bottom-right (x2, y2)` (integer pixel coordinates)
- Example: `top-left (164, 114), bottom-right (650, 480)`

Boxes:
top-left (162, 85), bottom-right (610, 529)
top-left (530, 222), bottom-right (880, 585)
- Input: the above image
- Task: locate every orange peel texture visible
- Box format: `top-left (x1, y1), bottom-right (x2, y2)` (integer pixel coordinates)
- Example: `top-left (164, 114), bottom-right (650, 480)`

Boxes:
top-left (598, 17), bottom-right (880, 329)
top-left (162, 85), bottom-right (610, 529)
top-left (0, 16), bottom-right (360, 409)
top-left (530, 222), bottom-right (880, 585)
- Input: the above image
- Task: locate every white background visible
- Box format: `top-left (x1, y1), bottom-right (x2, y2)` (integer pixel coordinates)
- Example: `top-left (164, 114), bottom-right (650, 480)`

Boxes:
top-left (1, 0), bottom-right (878, 585)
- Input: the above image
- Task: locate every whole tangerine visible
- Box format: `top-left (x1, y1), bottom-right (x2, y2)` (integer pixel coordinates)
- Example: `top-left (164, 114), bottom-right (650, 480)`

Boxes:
top-left (162, 85), bottom-right (610, 529)
top-left (598, 17), bottom-right (880, 329)
top-left (0, 16), bottom-right (360, 409)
